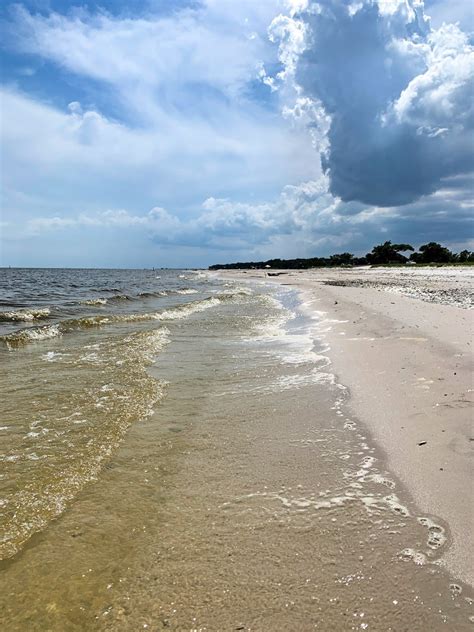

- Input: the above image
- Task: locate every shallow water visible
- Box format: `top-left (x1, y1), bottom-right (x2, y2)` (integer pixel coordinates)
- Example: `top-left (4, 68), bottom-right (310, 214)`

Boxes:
top-left (0, 268), bottom-right (472, 630)
top-left (0, 269), bottom-right (249, 559)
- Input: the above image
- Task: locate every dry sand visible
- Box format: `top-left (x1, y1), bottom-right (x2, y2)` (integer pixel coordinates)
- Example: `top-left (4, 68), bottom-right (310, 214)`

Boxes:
top-left (221, 266), bottom-right (474, 586)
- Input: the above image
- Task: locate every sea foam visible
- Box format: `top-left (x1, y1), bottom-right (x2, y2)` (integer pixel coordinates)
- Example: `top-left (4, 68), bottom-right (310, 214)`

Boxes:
top-left (0, 308), bottom-right (51, 322)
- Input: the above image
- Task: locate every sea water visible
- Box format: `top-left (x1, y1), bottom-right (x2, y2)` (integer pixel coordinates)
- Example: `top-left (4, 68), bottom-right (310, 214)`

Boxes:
top-left (0, 268), bottom-right (472, 630)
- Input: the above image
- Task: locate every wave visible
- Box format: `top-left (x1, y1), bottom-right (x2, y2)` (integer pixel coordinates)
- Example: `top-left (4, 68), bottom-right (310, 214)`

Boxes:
top-left (1, 327), bottom-right (169, 559)
top-left (0, 308), bottom-right (51, 322)
top-left (217, 286), bottom-right (253, 297)
top-left (92, 287), bottom-right (121, 293)
top-left (81, 298), bottom-right (108, 306)
top-left (64, 316), bottom-right (113, 329)
top-left (2, 324), bottom-right (62, 347)
top-left (175, 288), bottom-right (199, 295)
top-left (108, 293), bottom-right (131, 301)
top-left (81, 294), bottom-right (129, 304)
top-left (1, 318), bottom-right (110, 348)
top-left (1, 292), bottom-right (250, 348)
top-left (107, 297), bottom-right (221, 323)
top-left (155, 297), bottom-right (220, 320)
top-left (137, 288), bottom-right (198, 298)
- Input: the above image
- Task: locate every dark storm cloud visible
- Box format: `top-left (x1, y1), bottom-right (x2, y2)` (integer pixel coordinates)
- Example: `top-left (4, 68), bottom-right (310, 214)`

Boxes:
top-left (288, 0), bottom-right (474, 206)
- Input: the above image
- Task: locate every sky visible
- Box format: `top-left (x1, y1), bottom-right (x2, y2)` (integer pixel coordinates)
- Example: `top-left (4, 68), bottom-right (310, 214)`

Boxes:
top-left (0, 0), bottom-right (473, 268)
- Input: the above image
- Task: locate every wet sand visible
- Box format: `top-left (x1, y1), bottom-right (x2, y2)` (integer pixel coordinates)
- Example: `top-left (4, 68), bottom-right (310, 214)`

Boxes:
top-left (223, 267), bottom-right (474, 586)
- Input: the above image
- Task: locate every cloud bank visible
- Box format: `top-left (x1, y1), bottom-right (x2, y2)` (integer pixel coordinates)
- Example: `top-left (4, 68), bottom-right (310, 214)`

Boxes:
top-left (1, 0), bottom-right (473, 266)
top-left (270, 0), bottom-right (474, 206)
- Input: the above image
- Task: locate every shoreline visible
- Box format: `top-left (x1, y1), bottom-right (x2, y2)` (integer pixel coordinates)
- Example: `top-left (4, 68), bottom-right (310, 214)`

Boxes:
top-left (217, 267), bottom-right (474, 586)
top-left (3, 268), bottom-right (474, 629)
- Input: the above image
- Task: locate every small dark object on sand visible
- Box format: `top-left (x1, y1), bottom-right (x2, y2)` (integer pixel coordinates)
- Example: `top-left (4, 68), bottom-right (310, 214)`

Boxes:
top-left (418, 441), bottom-right (427, 446)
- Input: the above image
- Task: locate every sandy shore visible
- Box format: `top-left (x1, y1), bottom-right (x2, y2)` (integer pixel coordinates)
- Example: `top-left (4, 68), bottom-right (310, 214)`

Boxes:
top-left (220, 266), bottom-right (474, 585)
top-left (3, 267), bottom-right (473, 629)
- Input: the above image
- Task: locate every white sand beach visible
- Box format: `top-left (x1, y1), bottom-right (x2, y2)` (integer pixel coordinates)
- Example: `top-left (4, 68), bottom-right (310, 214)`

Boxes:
top-left (2, 267), bottom-right (473, 630)
top-left (222, 266), bottom-right (474, 585)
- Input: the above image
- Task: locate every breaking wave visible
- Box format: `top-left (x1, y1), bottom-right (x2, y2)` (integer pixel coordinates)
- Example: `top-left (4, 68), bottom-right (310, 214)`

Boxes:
top-left (0, 308), bottom-right (51, 322)
top-left (1, 294), bottom-right (247, 348)
top-left (1, 324), bottom-right (62, 347)
top-left (138, 288), bottom-right (199, 298)
top-left (175, 288), bottom-right (199, 295)
top-left (156, 297), bottom-right (220, 320)
top-left (81, 294), bottom-right (130, 305)
top-left (81, 298), bottom-right (108, 306)
top-left (0, 288), bottom-right (249, 349)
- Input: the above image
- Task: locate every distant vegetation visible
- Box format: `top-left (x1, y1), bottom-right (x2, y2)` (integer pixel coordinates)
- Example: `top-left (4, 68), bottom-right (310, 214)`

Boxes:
top-left (209, 241), bottom-right (474, 270)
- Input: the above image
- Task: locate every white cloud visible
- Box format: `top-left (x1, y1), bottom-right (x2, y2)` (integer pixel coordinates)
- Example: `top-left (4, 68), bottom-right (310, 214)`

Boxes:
top-left (2, 0), bottom-right (473, 267)
top-left (1, 84), bottom-right (318, 219)
top-left (269, 0), bottom-right (474, 206)
top-left (20, 176), bottom-right (340, 244)
top-left (7, 166), bottom-right (472, 267)
top-left (392, 24), bottom-right (474, 130)
top-left (9, 2), bottom-right (280, 121)
top-left (26, 208), bottom-right (167, 234)
top-left (3, 1), bottom-right (319, 217)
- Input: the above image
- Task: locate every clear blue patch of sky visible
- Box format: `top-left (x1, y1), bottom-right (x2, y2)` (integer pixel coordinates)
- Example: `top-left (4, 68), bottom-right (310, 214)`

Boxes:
top-left (241, 60), bottom-right (284, 111)
top-left (0, 0), bottom-right (201, 20)
top-left (0, 48), bottom-right (128, 121)
top-left (243, 78), bottom-right (278, 110)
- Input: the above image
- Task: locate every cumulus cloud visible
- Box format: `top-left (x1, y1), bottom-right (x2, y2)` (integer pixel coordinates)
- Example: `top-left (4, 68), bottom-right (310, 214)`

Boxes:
top-left (2, 2), bottom-right (318, 208)
top-left (0, 81), bottom-right (317, 221)
top-left (20, 177), bottom-right (343, 248)
top-left (270, 0), bottom-right (474, 206)
top-left (26, 208), bottom-right (172, 234)
top-left (21, 169), bottom-right (473, 260)
top-left (2, 0), bottom-right (473, 267)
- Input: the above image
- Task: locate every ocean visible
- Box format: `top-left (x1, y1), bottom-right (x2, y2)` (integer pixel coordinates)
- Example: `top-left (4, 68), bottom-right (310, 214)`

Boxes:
top-left (1, 268), bottom-right (472, 630)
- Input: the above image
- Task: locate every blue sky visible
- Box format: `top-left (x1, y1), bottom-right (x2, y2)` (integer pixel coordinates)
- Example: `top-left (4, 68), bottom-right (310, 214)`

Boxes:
top-left (1, 0), bottom-right (473, 267)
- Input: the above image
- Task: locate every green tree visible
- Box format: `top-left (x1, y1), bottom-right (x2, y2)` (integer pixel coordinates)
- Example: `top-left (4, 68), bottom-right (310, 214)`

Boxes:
top-left (366, 241), bottom-right (414, 264)
top-left (458, 249), bottom-right (474, 263)
top-left (411, 242), bottom-right (454, 263)
top-left (329, 253), bottom-right (355, 266)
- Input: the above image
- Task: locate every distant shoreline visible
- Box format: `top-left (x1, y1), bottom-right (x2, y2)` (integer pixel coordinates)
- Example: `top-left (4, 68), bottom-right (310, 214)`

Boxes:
top-left (209, 240), bottom-right (474, 270)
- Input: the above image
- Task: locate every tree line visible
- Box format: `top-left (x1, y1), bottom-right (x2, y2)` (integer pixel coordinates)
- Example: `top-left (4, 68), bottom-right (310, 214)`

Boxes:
top-left (208, 241), bottom-right (474, 270)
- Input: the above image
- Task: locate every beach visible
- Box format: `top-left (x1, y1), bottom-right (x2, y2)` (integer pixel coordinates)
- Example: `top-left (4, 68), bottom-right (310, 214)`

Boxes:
top-left (1, 267), bottom-right (473, 630)
top-left (221, 266), bottom-right (474, 586)
top-left (3, 0), bottom-right (472, 626)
